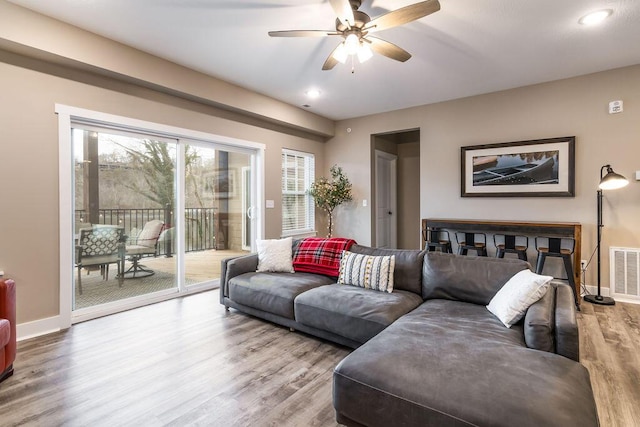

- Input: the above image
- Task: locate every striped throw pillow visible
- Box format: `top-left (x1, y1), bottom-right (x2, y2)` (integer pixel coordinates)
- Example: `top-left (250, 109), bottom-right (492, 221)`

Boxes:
top-left (338, 250), bottom-right (395, 293)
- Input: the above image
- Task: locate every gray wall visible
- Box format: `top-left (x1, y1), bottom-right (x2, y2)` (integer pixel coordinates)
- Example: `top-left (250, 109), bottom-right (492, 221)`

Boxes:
top-left (397, 142), bottom-right (421, 249)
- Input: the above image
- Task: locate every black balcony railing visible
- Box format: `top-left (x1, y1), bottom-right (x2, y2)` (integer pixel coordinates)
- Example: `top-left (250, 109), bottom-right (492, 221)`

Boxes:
top-left (75, 207), bottom-right (216, 255)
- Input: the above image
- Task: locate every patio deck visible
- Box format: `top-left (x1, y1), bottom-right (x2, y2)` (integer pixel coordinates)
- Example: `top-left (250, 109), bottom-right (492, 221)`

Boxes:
top-left (75, 249), bottom-right (248, 309)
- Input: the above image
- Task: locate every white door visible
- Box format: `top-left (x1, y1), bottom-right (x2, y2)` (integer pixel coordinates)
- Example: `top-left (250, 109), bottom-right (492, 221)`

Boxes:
top-left (375, 150), bottom-right (397, 248)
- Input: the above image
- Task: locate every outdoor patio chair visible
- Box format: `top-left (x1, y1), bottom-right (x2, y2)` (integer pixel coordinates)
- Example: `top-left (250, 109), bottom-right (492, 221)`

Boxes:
top-left (76, 226), bottom-right (126, 294)
top-left (124, 219), bottom-right (164, 278)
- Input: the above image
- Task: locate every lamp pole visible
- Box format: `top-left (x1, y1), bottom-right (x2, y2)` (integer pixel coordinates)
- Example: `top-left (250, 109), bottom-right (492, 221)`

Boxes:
top-left (584, 165), bottom-right (622, 305)
top-left (595, 186), bottom-right (606, 302)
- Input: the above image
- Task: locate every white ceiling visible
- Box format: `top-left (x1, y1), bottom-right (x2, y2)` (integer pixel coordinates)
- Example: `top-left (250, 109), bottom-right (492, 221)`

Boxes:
top-left (9, 0), bottom-right (640, 121)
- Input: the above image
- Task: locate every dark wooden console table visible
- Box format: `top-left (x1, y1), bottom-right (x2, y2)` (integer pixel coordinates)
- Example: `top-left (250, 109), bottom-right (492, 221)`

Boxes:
top-left (422, 218), bottom-right (582, 302)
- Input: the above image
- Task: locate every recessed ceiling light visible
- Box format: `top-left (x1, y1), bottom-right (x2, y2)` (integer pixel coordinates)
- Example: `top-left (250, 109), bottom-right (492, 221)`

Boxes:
top-left (305, 89), bottom-right (321, 99)
top-left (579, 9), bottom-right (612, 26)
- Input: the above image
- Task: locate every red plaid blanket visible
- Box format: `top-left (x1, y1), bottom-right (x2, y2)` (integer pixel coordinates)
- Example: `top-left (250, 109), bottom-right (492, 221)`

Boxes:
top-left (293, 237), bottom-right (356, 277)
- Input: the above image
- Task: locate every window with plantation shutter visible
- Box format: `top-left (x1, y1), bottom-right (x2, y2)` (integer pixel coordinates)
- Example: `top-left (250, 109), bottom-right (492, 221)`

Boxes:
top-left (282, 149), bottom-right (315, 235)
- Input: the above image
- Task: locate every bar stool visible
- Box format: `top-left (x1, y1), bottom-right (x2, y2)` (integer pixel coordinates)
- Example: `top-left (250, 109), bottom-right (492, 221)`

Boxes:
top-left (455, 232), bottom-right (488, 256)
top-left (535, 237), bottom-right (578, 306)
top-left (423, 228), bottom-right (453, 253)
top-left (494, 234), bottom-right (528, 261)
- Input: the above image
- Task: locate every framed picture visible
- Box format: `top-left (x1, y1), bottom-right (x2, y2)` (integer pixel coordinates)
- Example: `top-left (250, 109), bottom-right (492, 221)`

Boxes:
top-left (461, 136), bottom-right (575, 197)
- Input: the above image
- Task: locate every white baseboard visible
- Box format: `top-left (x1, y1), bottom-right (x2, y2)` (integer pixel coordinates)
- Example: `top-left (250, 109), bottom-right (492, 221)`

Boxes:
top-left (17, 316), bottom-right (64, 341)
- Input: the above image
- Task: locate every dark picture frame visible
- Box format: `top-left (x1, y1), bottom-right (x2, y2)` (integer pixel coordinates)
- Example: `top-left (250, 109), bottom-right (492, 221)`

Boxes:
top-left (461, 136), bottom-right (575, 197)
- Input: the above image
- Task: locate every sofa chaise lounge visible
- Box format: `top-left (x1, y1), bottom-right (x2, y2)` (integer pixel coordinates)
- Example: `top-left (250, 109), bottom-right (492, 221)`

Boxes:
top-left (220, 244), bottom-right (599, 426)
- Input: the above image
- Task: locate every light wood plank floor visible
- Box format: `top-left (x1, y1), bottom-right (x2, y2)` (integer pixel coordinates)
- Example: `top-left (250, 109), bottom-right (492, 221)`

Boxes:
top-left (578, 301), bottom-right (640, 427)
top-left (1, 291), bottom-right (638, 426)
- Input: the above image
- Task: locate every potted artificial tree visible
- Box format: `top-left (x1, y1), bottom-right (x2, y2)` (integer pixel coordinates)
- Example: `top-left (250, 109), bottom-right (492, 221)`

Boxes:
top-left (308, 165), bottom-right (353, 237)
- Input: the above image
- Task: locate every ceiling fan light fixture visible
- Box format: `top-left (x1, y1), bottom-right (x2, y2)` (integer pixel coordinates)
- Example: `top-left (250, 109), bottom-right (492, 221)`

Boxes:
top-left (269, 0), bottom-right (442, 70)
top-left (332, 42), bottom-right (349, 63)
top-left (357, 42), bottom-right (373, 63)
top-left (344, 33), bottom-right (360, 55)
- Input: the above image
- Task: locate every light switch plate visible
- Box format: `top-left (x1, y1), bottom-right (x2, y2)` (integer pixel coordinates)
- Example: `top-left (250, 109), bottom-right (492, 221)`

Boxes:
top-left (265, 200), bottom-right (275, 208)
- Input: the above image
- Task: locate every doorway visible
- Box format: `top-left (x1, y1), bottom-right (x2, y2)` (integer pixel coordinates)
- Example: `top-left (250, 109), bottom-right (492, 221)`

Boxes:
top-left (371, 129), bottom-right (421, 249)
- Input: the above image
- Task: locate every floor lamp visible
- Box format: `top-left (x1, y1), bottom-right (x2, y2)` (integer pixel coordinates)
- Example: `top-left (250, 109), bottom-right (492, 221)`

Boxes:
top-left (584, 165), bottom-right (628, 305)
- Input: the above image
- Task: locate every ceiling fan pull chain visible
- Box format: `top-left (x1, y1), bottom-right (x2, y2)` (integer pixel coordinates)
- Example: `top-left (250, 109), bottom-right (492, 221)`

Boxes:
top-left (351, 55), bottom-right (355, 74)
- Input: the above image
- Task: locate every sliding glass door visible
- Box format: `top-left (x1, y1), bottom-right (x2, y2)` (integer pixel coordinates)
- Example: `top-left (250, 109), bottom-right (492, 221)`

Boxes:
top-left (182, 142), bottom-right (255, 287)
top-left (68, 116), bottom-right (260, 319)
top-left (72, 128), bottom-right (179, 311)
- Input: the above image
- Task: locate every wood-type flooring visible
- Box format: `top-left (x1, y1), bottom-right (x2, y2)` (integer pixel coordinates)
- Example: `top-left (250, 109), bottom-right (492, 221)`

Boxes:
top-left (1, 290), bottom-right (638, 426)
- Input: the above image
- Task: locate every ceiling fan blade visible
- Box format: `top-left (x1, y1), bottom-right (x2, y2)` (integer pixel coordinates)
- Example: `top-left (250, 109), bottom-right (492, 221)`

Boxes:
top-left (329, 0), bottom-right (355, 27)
top-left (269, 30), bottom-right (338, 37)
top-left (365, 0), bottom-right (440, 33)
top-left (322, 45), bottom-right (342, 70)
top-left (366, 36), bottom-right (412, 62)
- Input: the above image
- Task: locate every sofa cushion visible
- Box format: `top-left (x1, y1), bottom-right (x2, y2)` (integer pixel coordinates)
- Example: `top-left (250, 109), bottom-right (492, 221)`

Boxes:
top-left (338, 251), bottom-right (395, 293)
top-left (524, 284), bottom-right (556, 352)
top-left (228, 272), bottom-right (334, 319)
top-left (422, 251), bottom-right (529, 304)
top-left (334, 299), bottom-right (599, 427)
top-left (294, 284), bottom-right (423, 344)
top-left (349, 245), bottom-right (424, 295)
top-left (487, 269), bottom-right (552, 327)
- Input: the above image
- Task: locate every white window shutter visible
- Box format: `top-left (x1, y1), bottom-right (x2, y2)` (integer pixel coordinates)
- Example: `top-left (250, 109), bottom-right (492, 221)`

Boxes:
top-left (281, 149), bottom-right (315, 235)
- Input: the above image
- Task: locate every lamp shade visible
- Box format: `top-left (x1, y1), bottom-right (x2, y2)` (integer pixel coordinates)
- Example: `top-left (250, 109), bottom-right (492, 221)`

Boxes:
top-left (344, 33), bottom-right (359, 55)
top-left (357, 42), bottom-right (373, 63)
top-left (599, 166), bottom-right (628, 190)
top-left (332, 42), bottom-right (348, 64)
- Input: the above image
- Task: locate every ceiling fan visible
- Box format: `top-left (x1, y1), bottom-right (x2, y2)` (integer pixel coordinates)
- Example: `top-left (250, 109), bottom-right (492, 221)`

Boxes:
top-left (268, 0), bottom-right (441, 70)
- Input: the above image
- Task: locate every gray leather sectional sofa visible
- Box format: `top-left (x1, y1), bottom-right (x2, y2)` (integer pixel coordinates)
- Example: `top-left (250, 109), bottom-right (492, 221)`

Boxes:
top-left (220, 244), bottom-right (599, 427)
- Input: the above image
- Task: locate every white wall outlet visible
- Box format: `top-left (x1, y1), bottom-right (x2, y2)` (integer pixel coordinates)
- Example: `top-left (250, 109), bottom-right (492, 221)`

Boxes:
top-left (362, 199), bottom-right (368, 207)
top-left (608, 100), bottom-right (623, 114)
top-left (265, 200), bottom-right (275, 209)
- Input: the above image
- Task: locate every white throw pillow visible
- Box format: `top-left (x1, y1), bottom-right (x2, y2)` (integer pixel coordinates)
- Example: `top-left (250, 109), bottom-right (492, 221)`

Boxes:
top-left (487, 269), bottom-right (552, 328)
top-left (256, 237), bottom-right (294, 273)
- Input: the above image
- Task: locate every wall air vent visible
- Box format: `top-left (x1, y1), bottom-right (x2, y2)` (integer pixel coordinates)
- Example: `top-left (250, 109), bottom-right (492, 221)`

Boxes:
top-left (610, 247), bottom-right (640, 303)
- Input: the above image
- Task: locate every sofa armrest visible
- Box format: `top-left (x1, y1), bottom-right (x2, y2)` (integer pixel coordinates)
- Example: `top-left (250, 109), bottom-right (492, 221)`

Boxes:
top-left (554, 282), bottom-right (580, 362)
top-left (523, 285), bottom-right (555, 353)
top-left (220, 254), bottom-right (259, 304)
